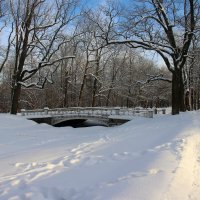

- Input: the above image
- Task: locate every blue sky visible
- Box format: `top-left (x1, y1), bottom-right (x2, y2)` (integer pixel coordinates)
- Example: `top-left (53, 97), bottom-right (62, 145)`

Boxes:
top-left (81, 0), bottom-right (132, 9)
top-left (81, 0), bottom-right (107, 8)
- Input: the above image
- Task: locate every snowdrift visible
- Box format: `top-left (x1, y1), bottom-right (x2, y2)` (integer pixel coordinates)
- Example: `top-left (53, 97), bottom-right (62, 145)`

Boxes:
top-left (0, 111), bottom-right (200, 200)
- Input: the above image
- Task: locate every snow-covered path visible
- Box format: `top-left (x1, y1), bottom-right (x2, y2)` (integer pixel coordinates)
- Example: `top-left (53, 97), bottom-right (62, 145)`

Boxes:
top-left (164, 133), bottom-right (200, 200)
top-left (0, 111), bottom-right (200, 200)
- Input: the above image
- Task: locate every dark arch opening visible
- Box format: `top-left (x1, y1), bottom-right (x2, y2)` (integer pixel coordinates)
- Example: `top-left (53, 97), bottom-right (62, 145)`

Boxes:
top-left (53, 119), bottom-right (108, 128)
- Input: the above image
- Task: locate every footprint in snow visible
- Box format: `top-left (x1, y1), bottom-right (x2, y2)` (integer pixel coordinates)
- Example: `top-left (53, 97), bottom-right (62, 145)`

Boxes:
top-left (14, 162), bottom-right (26, 168)
top-left (10, 179), bottom-right (28, 190)
top-left (106, 168), bottom-right (162, 186)
top-left (83, 155), bottom-right (106, 166)
top-left (145, 142), bottom-right (172, 154)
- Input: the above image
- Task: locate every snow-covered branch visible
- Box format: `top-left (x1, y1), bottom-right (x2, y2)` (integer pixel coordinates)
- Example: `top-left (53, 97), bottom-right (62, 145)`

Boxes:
top-left (137, 74), bottom-right (172, 85)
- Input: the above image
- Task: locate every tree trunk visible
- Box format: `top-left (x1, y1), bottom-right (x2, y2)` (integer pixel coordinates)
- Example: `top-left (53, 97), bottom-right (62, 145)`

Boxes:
top-left (91, 78), bottom-right (97, 107)
top-left (63, 82), bottom-right (68, 107)
top-left (171, 69), bottom-right (185, 115)
top-left (63, 71), bottom-right (69, 107)
top-left (10, 83), bottom-right (21, 114)
top-left (106, 89), bottom-right (111, 106)
top-left (179, 71), bottom-right (185, 112)
top-left (198, 90), bottom-right (200, 110)
top-left (78, 74), bottom-right (87, 107)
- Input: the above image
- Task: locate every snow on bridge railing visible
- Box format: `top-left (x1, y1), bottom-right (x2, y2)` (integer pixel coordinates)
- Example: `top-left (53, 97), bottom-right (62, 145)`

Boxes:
top-left (20, 107), bottom-right (166, 119)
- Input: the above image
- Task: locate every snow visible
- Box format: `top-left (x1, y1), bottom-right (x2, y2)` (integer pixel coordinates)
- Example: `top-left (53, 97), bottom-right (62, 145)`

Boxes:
top-left (1, 111), bottom-right (200, 200)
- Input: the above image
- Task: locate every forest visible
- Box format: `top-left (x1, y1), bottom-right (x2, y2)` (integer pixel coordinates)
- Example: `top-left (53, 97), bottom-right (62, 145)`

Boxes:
top-left (0, 0), bottom-right (199, 115)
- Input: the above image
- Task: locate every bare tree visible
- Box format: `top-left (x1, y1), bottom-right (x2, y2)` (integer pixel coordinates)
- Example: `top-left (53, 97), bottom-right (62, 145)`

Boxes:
top-left (8, 0), bottom-right (78, 114)
top-left (0, 0), bottom-right (13, 73)
top-left (184, 35), bottom-right (200, 111)
top-left (96, 0), bottom-right (200, 114)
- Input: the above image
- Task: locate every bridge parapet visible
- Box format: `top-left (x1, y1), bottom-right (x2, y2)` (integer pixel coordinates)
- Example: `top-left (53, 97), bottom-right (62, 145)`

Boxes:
top-left (21, 107), bottom-right (158, 119)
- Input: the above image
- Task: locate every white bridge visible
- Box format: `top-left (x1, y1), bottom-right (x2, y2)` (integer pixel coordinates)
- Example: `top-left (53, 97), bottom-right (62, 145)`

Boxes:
top-left (21, 107), bottom-right (165, 126)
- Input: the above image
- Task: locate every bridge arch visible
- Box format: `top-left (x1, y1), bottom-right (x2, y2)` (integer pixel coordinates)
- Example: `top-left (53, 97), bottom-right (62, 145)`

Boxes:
top-left (52, 117), bottom-right (109, 127)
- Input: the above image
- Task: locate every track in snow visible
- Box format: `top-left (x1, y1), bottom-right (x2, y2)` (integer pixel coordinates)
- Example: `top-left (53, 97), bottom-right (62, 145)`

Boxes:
top-left (163, 131), bottom-right (200, 200)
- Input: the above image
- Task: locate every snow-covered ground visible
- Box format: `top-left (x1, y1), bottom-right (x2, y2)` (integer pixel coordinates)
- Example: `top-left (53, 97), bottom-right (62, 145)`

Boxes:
top-left (1, 111), bottom-right (200, 200)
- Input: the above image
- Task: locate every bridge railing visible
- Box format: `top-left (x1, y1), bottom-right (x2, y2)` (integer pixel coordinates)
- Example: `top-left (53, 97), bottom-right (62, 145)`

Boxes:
top-left (21, 107), bottom-right (166, 118)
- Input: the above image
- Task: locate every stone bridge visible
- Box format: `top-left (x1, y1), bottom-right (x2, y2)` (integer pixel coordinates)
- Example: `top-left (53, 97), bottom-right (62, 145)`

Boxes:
top-left (21, 107), bottom-right (164, 126)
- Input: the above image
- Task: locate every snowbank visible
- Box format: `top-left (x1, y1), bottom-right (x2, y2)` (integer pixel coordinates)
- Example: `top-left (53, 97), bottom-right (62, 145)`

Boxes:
top-left (0, 111), bottom-right (200, 200)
